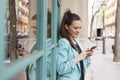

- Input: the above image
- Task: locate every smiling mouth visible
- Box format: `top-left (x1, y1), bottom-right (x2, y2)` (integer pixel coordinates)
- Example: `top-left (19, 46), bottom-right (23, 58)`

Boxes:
top-left (76, 33), bottom-right (79, 35)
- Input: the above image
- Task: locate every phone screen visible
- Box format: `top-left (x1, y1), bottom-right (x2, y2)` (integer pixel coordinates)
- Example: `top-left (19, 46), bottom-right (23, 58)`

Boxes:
top-left (90, 46), bottom-right (97, 50)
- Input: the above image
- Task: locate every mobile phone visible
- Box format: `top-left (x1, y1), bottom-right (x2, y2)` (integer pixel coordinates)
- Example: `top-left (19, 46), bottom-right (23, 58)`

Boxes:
top-left (90, 46), bottom-right (97, 50)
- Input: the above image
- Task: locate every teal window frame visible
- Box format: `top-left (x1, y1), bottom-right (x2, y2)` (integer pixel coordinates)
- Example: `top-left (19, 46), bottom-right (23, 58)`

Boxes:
top-left (0, 0), bottom-right (62, 80)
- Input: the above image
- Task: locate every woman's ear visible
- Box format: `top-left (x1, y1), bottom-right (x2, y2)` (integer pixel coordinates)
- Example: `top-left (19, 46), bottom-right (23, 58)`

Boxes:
top-left (65, 24), bottom-right (68, 30)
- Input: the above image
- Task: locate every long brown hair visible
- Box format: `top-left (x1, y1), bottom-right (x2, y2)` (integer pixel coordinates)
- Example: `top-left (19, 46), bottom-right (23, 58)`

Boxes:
top-left (60, 9), bottom-right (81, 50)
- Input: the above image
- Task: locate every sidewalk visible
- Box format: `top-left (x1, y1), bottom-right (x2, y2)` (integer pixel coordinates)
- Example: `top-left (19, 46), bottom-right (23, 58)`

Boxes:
top-left (90, 38), bottom-right (120, 80)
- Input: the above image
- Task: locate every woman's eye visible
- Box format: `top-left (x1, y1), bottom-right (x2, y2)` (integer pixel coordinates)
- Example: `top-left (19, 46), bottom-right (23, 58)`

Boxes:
top-left (74, 26), bottom-right (81, 29)
top-left (74, 27), bottom-right (78, 29)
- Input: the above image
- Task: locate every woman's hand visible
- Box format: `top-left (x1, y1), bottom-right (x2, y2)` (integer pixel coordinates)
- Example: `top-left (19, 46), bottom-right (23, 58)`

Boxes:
top-left (73, 48), bottom-right (94, 64)
top-left (86, 49), bottom-right (94, 59)
top-left (74, 50), bottom-right (88, 64)
top-left (17, 48), bottom-right (28, 56)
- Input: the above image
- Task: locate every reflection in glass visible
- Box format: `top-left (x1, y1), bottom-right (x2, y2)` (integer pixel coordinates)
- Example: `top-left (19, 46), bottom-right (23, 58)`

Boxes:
top-left (47, 0), bottom-right (52, 39)
top-left (47, 11), bottom-right (51, 38)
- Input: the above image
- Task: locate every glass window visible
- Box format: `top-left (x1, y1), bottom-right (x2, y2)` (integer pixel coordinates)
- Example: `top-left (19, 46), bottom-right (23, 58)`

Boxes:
top-left (47, 0), bottom-right (52, 39)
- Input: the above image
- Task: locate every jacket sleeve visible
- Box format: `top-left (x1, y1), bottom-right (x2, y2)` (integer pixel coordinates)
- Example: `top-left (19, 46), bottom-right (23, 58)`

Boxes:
top-left (84, 57), bottom-right (91, 72)
top-left (56, 38), bottom-right (76, 75)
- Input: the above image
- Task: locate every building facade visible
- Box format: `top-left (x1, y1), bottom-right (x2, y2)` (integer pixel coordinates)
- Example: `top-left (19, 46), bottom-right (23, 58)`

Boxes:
top-left (105, 0), bottom-right (117, 37)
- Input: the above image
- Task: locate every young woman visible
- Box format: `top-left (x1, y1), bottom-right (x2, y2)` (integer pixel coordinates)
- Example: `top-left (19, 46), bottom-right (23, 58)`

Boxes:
top-left (56, 9), bottom-right (93, 80)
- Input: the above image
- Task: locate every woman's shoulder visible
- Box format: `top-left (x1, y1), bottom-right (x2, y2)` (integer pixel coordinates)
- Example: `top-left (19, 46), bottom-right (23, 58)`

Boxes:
top-left (57, 38), bottom-right (71, 51)
top-left (58, 38), bottom-right (70, 46)
top-left (58, 38), bottom-right (69, 43)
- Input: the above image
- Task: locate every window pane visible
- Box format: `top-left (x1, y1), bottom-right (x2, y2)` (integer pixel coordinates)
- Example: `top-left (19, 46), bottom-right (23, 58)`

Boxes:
top-left (47, 0), bottom-right (52, 39)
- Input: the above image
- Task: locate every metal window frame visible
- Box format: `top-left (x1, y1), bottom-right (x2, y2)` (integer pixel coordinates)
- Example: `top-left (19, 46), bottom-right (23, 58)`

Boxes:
top-left (0, 0), bottom-right (61, 80)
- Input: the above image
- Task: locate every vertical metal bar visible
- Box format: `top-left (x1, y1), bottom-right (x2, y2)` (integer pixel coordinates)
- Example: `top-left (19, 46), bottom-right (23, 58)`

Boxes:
top-left (52, 0), bottom-right (57, 43)
top-left (36, 57), bottom-right (43, 80)
top-left (36, 0), bottom-right (46, 50)
top-left (51, 0), bottom-right (57, 80)
top-left (0, 0), bottom-right (7, 80)
top-left (36, 0), bottom-right (47, 80)
top-left (102, 10), bottom-right (106, 54)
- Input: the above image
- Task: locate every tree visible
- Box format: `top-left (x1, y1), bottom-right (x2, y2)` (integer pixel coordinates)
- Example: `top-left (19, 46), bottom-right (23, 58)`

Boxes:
top-left (90, 0), bottom-right (100, 39)
top-left (9, 0), bottom-right (18, 61)
top-left (113, 0), bottom-right (120, 62)
top-left (90, 10), bottom-right (99, 38)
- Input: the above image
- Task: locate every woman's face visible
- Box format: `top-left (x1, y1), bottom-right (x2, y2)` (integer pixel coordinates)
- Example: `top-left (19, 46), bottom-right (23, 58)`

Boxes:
top-left (31, 20), bottom-right (37, 36)
top-left (66, 20), bottom-right (82, 38)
